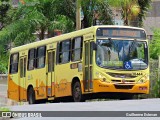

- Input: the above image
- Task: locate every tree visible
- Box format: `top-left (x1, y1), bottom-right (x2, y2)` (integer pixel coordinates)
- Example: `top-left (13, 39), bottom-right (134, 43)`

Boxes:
top-left (0, 0), bottom-right (114, 47)
top-left (55, 0), bottom-right (113, 28)
top-left (0, 0), bottom-right (75, 47)
top-left (108, 0), bottom-right (140, 26)
top-left (81, 0), bottom-right (113, 28)
top-left (108, 0), bottom-right (151, 26)
top-left (138, 0), bottom-right (151, 27)
top-left (149, 29), bottom-right (160, 59)
top-left (0, 0), bottom-right (11, 73)
top-left (0, 0), bottom-right (10, 30)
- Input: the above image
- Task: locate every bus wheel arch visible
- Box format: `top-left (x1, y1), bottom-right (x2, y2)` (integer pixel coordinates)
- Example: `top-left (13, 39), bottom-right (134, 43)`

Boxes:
top-left (71, 77), bottom-right (84, 102)
top-left (27, 85), bottom-right (36, 104)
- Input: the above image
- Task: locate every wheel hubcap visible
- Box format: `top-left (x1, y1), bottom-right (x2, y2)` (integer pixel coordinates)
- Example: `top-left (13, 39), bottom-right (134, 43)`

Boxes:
top-left (75, 87), bottom-right (80, 99)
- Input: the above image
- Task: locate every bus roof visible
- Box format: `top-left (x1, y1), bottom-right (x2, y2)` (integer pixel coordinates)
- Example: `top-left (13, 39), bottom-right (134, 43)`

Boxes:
top-left (10, 25), bottom-right (146, 54)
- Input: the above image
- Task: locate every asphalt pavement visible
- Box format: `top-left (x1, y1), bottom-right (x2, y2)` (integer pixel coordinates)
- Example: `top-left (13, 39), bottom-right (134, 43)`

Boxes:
top-left (0, 79), bottom-right (8, 107)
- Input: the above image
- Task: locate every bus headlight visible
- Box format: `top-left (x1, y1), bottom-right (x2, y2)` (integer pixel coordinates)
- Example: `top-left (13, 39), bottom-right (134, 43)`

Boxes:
top-left (137, 75), bottom-right (149, 84)
top-left (96, 72), bottom-right (110, 83)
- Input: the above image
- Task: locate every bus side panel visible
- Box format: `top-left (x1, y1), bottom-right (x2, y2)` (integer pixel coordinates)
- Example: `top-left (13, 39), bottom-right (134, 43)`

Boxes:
top-left (26, 70), bottom-right (35, 98)
top-left (34, 68), bottom-right (47, 100)
top-left (8, 74), bottom-right (20, 102)
top-left (55, 62), bottom-right (83, 98)
top-left (55, 64), bottom-right (72, 97)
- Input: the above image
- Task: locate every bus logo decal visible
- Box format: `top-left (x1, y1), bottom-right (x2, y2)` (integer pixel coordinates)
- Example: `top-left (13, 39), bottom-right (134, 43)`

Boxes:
top-left (124, 61), bottom-right (132, 69)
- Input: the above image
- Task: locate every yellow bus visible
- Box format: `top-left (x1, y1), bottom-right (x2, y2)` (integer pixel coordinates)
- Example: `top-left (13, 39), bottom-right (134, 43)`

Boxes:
top-left (8, 25), bottom-right (149, 104)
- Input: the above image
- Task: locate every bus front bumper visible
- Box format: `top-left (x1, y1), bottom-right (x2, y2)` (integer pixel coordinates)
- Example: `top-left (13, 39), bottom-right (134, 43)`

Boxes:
top-left (93, 79), bottom-right (149, 94)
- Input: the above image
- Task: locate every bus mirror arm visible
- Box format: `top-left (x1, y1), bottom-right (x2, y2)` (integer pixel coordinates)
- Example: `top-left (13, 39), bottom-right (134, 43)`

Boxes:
top-left (91, 41), bottom-right (97, 51)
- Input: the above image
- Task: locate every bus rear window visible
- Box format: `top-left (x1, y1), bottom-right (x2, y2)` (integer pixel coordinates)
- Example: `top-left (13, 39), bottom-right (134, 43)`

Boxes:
top-left (9, 53), bottom-right (19, 74)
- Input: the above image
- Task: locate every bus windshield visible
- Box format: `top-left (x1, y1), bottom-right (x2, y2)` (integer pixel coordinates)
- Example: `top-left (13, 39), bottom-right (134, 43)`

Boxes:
top-left (96, 39), bottom-right (148, 70)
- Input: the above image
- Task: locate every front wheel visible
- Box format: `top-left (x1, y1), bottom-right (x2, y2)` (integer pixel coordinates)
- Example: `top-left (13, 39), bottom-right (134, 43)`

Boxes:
top-left (72, 81), bottom-right (84, 102)
top-left (28, 87), bottom-right (36, 104)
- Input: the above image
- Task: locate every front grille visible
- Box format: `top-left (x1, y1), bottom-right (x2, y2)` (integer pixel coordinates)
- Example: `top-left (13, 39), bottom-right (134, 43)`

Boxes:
top-left (114, 85), bottom-right (133, 89)
top-left (111, 80), bottom-right (135, 83)
top-left (107, 72), bottom-right (137, 78)
top-left (112, 80), bottom-right (121, 82)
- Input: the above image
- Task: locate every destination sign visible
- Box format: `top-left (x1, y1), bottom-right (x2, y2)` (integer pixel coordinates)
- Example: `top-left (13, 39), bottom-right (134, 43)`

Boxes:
top-left (96, 28), bottom-right (146, 40)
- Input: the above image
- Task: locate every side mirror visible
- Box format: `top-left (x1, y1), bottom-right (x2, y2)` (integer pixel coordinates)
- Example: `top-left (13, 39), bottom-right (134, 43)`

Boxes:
top-left (91, 41), bottom-right (97, 50)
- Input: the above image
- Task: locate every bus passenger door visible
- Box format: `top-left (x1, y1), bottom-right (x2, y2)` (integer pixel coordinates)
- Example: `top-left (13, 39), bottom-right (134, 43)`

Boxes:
top-left (47, 50), bottom-right (55, 97)
top-left (19, 56), bottom-right (27, 101)
top-left (84, 41), bottom-right (93, 92)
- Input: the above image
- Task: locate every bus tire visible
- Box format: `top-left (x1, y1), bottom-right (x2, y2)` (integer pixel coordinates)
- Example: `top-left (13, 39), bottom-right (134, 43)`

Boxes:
top-left (72, 81), bottom-right (84, 102)
top-left (28, 87), bottom-right (36, 104)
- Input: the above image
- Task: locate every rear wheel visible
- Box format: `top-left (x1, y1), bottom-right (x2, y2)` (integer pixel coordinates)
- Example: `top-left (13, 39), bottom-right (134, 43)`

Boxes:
top-left (28, 87), bottom-right (36, 104)
top-left (72, 81), bottom-right (84, 102)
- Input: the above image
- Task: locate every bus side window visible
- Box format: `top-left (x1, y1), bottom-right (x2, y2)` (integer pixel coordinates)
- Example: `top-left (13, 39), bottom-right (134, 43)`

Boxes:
top-left (71, 37), bottom-right (83, 61)
top-left (9, 53), bottom-right (19, 74)
top-left (58, 40), bottom-right (71, 64)
top-left (28, 49), bottom-right (36, 70)
top-left (36, 46), bottom-right (46, 68)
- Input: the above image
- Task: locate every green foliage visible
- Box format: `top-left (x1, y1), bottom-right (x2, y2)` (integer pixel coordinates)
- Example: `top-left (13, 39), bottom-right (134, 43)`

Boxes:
top-left (150, 60), bottom-right (160, 98)
top-left (0, 52), bottom-right (8, 74)
top-left (0, 0), bottom-right (11, 74)
top-left (0, 107), bottom-right (10, 111)
top-left (149, 29), bottom-right (160, 59)
top-left (0, 0), bottom-right (11, 30)
top-left (51, 15), bottom-right (75, 33)
top-left (53, 0), bottom-right (76, 26)
top-left (108, 0), bottom-right (140, 25)
top-left (54, 0), bottom-right (113, 28)
top-left (0, 63), bottom-right (7, 74)
top-left (148, 59), bottom-right (160, 99)
top-left (81, 0), bottom-right (113, 27)
top-left (150, 61), bottom-right (158, 97)
top-left (138, 0), bottom-right (151, 27)
top-left (0, 0), bottom-right (75, 73)
top-left (108, 0), bottom-right (151, 26)
top-left (0, 0), bottom-right (113, 47)
top-left (153, 79), bottom-right (160, 98)
top-left (0, 0), bottom-right (75, 45)
top-left (96, 0), bottom-right (113, 25)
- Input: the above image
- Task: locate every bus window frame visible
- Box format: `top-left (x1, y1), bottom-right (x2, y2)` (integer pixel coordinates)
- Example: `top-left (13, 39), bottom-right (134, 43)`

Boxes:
top-left (71, 36), bottom-right (83, 62)
top-left (28, 48), bottom-right (36, 71)
top-left (36, 46), bottom-right (46, 69)
top-left (9, 53), bottom-right (19, 74)
top-left (58, 39), bottom-right (71, 64)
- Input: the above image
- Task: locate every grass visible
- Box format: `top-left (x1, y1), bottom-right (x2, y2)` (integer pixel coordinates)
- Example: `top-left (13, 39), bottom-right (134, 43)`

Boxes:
top-left (0, 107), bottom-right (10, 111)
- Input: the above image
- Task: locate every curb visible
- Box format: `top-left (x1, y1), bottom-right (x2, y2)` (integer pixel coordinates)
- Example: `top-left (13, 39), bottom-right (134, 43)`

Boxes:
top-left (0, 95), bottom-right (18, 107)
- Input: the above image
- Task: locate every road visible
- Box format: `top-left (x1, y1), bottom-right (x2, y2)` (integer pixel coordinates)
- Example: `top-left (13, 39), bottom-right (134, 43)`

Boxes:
top-left (1, 79), bottom-right (160, 120)
top-left (5, 98), bottom-right (160, 120)
top-left (0, 79), bottom-right (7, 107)
top-left (0, 79), bottom-right (7, 96)
top-left (9, 98), bottom-right (160, 111)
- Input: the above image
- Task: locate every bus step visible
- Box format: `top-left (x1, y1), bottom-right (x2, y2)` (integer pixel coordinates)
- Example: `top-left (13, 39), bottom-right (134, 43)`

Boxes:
top-left (48, 97), bottom-right (55, 101)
